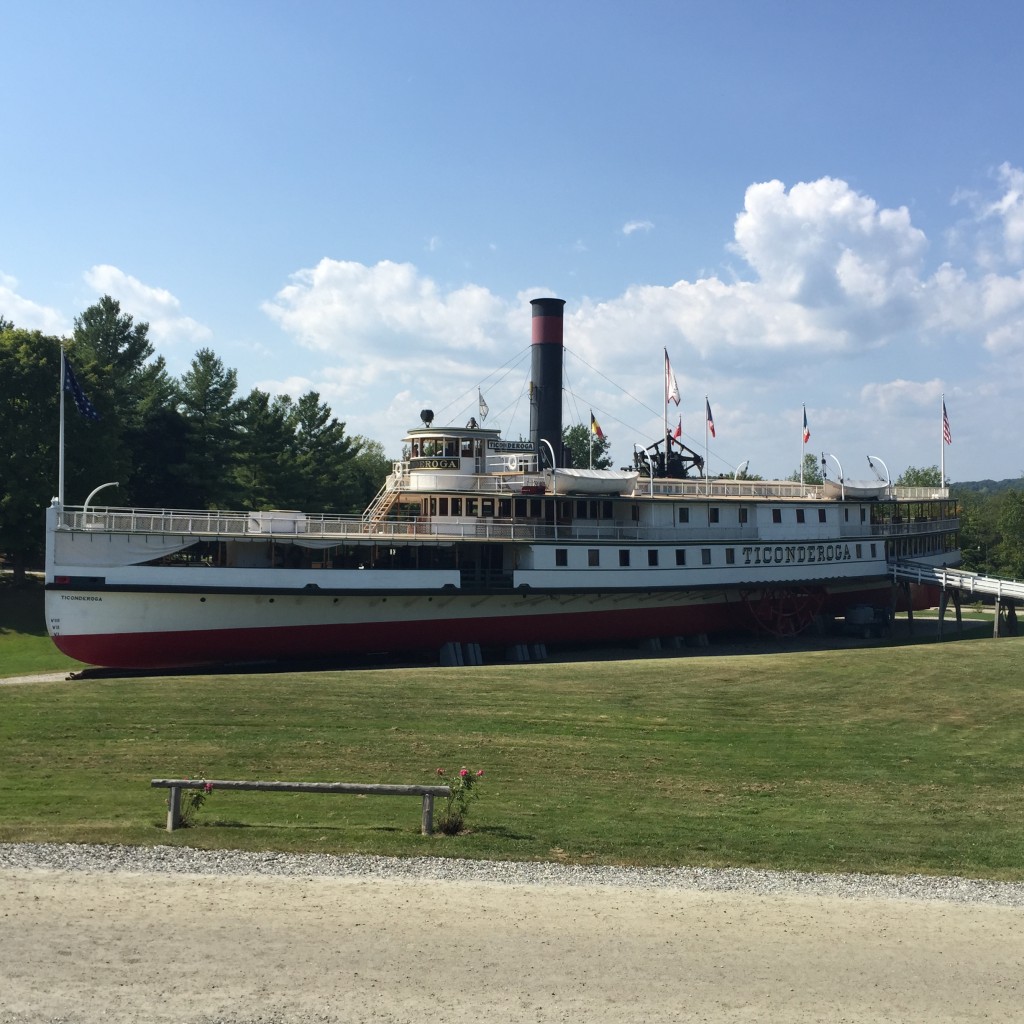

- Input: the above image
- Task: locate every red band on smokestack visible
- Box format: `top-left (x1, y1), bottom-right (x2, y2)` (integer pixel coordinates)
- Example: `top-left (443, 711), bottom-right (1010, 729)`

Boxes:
top-left (531, 297), bottom-right (565, 344)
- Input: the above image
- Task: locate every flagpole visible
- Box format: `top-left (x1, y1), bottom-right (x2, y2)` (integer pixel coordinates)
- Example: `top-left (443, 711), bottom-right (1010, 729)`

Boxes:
top-left (704, 395), bottom-right (709, 490)
top-left (800, 404), bottom-right (805, 489)
top-left (940, 393), bottom-right (945, 487)
top-left (663, 349), bottom-right (669, 457)
top-left (58, 347), bottom-right (66, 508)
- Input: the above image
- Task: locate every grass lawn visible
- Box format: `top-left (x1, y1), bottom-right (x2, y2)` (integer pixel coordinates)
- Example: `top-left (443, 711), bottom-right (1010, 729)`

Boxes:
top-left (0, 574), bottom-right (86, 676)
top-left (2, 633), bottom-right (1022, 879)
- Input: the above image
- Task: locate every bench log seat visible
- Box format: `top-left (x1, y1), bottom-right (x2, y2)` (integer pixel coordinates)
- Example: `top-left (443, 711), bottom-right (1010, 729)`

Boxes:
top-left (151, 779), bottom-right (452, 835)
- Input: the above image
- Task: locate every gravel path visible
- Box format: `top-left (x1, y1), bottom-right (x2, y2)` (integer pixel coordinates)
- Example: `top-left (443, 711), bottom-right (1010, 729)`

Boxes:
top-left (2, 844), bottom-right (1022, 1023)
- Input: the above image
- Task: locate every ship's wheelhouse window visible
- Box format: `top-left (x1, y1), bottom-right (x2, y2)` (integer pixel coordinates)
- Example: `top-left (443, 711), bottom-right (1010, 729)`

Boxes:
top-left (678, 508), bottom-right (690, 524)
top-left (444, 440), bottom-right (457, 457)
top-left (701, 548), bottom-right (712, 565)
top-left (772, 508), bottom-right (782, 524)
top-left (588, 549), bottom-right (600, 566)
top-left (676, 549), bottom-right (686, 566)
top-left (796, 508), bottom-right (805, 524)
top-left (619, 549), bottom-right (630, 567)
top-left (481, 498), bottom-right (495, 518)
top-left (439, 497), bottom-right (449, 516)
top-left (709, 507), bottom-right (720, 524)
top-left (726, 548), bottom-right (736, 565)
top-left (555, 548), bottom-right (568, 567)
top-left (466, 498), bottom-right (479, 516)
top-left (738, 507), bottom-right (748, 525)
top-left (451, 497), bottom-right (462, 516)
top-left (461, 439), bottom-right (474, 457)
top-left (818, 508), bottom-right (827, 523)
top-left (648, 549), bottom-right (658, 566)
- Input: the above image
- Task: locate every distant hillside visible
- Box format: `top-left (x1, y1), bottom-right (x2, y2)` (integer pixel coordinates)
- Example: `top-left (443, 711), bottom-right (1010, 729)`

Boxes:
top-left (952, 478), bottom-right (1024, 495)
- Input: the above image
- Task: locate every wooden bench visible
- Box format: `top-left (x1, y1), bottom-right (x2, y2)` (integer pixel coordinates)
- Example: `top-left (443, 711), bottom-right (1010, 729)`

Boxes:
top-left (151, 779), bottom-right (452, 835)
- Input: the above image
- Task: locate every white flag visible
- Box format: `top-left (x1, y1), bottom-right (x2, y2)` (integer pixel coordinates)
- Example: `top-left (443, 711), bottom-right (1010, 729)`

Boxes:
top-left (478, 389), bottom-right (489, 422)
top-left (665, 350), bottom-right (680, 406)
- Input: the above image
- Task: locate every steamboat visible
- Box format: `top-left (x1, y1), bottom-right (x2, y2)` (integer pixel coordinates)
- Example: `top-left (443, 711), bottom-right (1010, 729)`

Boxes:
top-left (45, 298), bottom-right (959, 669)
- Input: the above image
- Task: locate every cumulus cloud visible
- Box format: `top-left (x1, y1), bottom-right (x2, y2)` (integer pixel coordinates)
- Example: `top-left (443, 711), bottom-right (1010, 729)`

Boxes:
top-left (0, 273), bottom-right (69, 335)
top-left (83, 265), bottom-right (212, 345)
top-left (261, 258), bottom-right (509, 355)
top-left (622, 220), bottom-right (654, 235)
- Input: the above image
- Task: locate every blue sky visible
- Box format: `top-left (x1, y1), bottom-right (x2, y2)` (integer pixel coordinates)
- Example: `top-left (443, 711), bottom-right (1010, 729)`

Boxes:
top-left (4, 1), bottom-right (1024, 484)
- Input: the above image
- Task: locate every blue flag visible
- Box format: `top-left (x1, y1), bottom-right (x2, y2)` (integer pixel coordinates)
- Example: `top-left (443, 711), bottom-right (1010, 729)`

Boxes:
top-left (63, 354), bottom-right (100, 421)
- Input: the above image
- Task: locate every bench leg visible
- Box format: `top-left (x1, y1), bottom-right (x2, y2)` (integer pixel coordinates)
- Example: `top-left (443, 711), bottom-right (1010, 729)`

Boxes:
top-left (421, 793), bottom-right (434, 836)
top-left (166, 786), bottom-right (182, 832)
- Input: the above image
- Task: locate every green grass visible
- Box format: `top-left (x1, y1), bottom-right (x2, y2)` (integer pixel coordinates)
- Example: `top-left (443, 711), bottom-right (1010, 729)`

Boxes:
top-left (2, 639), bottom-right (1022, 879)
top-left (0, 575), bottom-right (86, 676)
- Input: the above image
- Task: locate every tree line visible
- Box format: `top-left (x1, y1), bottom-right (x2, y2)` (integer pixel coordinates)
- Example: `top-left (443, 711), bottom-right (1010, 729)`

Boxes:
top-left (1, 296), bottom-right (391, 575)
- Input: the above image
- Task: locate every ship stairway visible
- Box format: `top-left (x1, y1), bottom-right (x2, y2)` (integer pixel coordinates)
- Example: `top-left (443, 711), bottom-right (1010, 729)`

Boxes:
top-left (361, 479), bottom-right (401, 531)
top-left (891, 559), bottom-right (1023, 637)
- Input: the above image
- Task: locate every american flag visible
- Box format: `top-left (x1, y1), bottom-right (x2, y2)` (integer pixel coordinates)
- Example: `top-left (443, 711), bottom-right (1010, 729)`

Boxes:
top-left (942, 401), bottom-right (952, 445)
top-left (63, 354), bottom-right (100, 422)
top-left (706, 398), bottom-right (716, 438)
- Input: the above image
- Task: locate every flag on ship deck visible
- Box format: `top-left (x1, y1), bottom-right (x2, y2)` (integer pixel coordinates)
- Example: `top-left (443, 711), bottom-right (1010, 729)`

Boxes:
top-left (942, 400), bottom-right (952, 445)
top-left (590, 410), bottom-right (605, 440)
top-left (478, 388), bottom-right (489, 422)
top-left (62, 353), bottom-right (100, 421)
top-left (802, 405), bottom-right (810, 443)
top-left (705, 398), bottom-right (716, 438)
top-left (665, 350), bottom-right (680, 406)
top-left (672, 416), bottom-right (682, 440)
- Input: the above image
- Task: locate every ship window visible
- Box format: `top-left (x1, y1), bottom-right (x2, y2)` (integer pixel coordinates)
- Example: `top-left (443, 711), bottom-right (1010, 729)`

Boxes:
top-left (631, 505), bottom-right (639, 522)
top-left (619, 549), bottom-right (630, 567)
top-left (559, 500), bottom-right (573, 519)
top-left (772, 509), bottom-right (782, 524)
top-left (818, 509), bottom-right (827, 523)
top-left (738, 507), bottom-right (748, 525)
top-left (648, 549), bottom-right (658, 566)
top-left (461, 439), bottom-right (474, 456)
top-left (466, 499), bottom-right (479, 516)
top-left (726, 548), bottom-right (735, 564)
top-left (709, 507), bottom-right (720, 524)
top-left (856, 544), bottom-right (862, 558)
top-left (429, 498), bottom-right (437, 515)
top-left (439, 497), bottom-right (449, 516)
top-left (701, 548), bottom-right (712, 565)
top-left (678, 508), bottom-right (689, 524)
top-left (844, 508), bottom-right (850, 522)
top-left (530, 499), bottom-right (542, 518)
top-left (796, 508), bottom-right (805, 524)
top-left (576, 500), bottom-right (588, 519)
top-left (588, 549), bottom-right (600, 566)
top-left (481, 498), bottom-right (494, 518)
top-left (555, 548), bottom-right (568, 567)
top-left (498, 499), bottom-right (511, 518)
top-left (444, 440), bottom-right (457, 457)
top-left (514, 498), bottom-right (526, 518)
top-left (871, 543), bottom-right (877, 558)
top-left (451, 497), bottom-right (462, 516)
top-left (861, 508), bottom-right (867, 522)
top-left (675, 549), bottom-right (686, 565)
top-left (601, 501), bottom-right (613, 519)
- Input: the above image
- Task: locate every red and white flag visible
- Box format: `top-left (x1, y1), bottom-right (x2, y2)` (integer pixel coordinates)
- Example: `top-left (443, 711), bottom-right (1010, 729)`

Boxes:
top-left (672, 416), bottom-right (682, 440)
top-left (706, 398), bottom-right (716, 438)
top-left (942, 401), bottom-right (952, 445)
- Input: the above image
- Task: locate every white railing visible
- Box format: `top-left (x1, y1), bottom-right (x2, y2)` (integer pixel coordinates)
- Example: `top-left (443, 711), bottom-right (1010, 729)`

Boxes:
top-left (892, 561), bottom-right (1024, 602)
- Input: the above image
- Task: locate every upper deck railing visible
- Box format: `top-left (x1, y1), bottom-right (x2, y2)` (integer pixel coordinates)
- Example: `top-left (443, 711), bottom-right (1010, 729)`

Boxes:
top-left (54, 504), bottom-right (959, 547)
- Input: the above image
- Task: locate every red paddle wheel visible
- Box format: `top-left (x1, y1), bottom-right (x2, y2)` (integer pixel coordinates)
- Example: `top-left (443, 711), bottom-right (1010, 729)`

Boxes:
top-left (741, 587), bottom-right (825, 638)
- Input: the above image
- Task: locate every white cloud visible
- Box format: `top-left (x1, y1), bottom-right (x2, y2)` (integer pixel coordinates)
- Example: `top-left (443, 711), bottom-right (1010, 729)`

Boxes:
top-left (0, 273), bottom-right (69, 335)
top-left (83, 265), bottom-right (212, 345)
top-left (261, 258), bottom-right (509, 355)
top-left (622, 220), bottom-right (654, 235)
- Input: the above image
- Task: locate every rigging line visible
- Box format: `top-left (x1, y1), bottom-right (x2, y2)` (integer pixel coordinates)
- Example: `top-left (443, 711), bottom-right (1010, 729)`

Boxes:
top-left (563, 344), bottom-right (663, 422)
top-left (431, 345), bottom-right (531, 424)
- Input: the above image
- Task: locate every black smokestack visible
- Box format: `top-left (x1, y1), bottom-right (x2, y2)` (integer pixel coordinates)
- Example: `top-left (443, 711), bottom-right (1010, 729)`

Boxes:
top-left (529, 297), bottom-right (566, 467)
